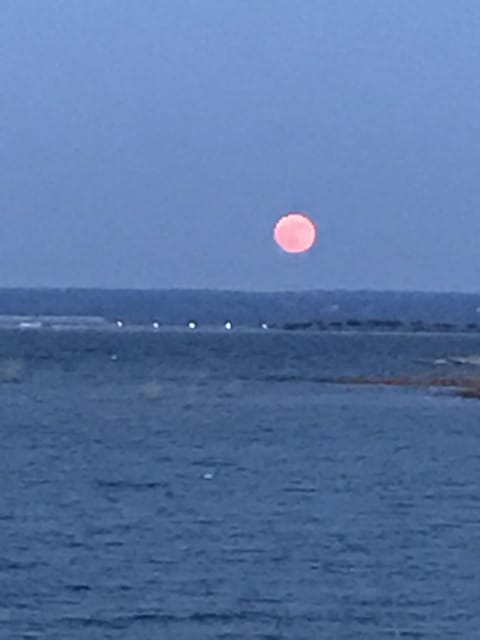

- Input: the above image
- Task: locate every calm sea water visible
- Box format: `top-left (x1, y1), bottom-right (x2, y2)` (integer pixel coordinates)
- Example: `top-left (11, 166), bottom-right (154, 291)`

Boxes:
top-left (1, 329), bottom-right (480, 639)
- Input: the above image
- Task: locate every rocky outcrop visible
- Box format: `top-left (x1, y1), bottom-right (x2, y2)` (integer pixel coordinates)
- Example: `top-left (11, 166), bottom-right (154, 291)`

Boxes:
top-left (332, 374), bottom-right (480, 399)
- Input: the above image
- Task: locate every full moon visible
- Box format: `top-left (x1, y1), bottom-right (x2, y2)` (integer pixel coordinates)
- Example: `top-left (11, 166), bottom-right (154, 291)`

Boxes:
top-left (274, 212), bottom-right (317, 253)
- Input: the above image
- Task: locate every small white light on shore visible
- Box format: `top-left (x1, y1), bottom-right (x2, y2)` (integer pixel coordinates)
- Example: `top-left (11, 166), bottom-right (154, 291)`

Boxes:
top-left (152, 322), bottom-right (160, 329)
top-left (225, 321), bottom-right (232, 331)
top-left (116, 320), bottom-right (123, 328)
top-left (261, 323), bottom-right (268, 330)
top-left (188, 321), bottom-right (197, 330)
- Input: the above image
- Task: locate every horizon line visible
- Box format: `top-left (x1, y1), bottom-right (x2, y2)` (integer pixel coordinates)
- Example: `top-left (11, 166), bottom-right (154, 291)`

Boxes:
top-left (0, 286), bottom-right (479, 296)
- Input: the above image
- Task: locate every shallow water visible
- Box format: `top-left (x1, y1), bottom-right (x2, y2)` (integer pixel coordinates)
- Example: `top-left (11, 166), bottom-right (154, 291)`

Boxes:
top-left (1, 330), bottom-right (480, 638)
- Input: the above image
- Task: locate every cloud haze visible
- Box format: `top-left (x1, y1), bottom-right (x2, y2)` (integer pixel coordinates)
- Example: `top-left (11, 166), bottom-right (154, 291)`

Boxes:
top-left (2, 0), bottom-right (480, 291)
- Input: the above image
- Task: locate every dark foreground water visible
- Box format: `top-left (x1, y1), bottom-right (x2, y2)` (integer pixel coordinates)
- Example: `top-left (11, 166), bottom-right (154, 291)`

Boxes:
top-left (1, 329), bottom-right (480, 639)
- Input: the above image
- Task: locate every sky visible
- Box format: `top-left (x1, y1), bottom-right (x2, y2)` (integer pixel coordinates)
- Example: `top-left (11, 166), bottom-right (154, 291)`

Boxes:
top-left (2, 0), bottom-right (480, 292)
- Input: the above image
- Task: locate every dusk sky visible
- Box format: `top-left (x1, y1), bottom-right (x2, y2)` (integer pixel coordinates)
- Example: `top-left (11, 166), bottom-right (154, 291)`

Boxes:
top-left (2, 0), bottom-right (480, 292)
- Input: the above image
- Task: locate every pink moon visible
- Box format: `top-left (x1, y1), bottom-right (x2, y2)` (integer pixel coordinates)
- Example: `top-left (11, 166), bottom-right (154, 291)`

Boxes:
top-left (274, 212), bottom-right (317, 253)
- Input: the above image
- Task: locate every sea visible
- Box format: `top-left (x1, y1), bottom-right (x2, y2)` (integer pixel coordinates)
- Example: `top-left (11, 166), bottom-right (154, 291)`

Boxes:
top-left (1, 290), bottom-right (480, 639)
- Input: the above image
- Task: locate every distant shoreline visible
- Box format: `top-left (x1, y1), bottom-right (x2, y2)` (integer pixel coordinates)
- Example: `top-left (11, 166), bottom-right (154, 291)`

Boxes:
top-left (0, 316), bottom-right (479, 335)
top-left (0, 289), bottom-right (479, 327)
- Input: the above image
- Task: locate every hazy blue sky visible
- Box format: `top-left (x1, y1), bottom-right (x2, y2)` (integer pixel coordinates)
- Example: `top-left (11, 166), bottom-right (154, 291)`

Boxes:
top-left (2, 0), bottom-right (480, 291)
